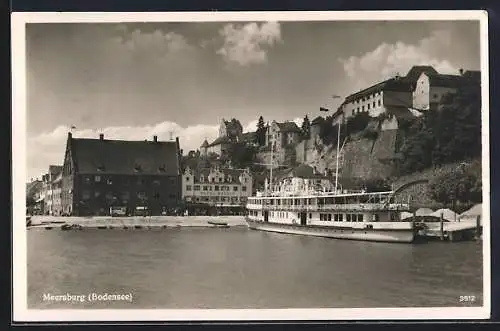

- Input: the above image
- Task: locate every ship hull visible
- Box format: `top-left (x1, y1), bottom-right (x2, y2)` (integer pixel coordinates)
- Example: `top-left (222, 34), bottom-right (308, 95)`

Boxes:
top-left (245, 218), bottom-right (415, 243)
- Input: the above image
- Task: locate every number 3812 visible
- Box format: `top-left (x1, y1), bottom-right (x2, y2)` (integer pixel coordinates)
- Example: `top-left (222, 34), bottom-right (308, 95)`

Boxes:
top-left (459, 295), bottom-right (476, 303)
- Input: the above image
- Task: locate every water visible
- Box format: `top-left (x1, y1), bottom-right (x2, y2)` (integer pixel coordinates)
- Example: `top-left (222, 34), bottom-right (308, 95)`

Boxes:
top-left (27, 226), bottom-right (483, 309)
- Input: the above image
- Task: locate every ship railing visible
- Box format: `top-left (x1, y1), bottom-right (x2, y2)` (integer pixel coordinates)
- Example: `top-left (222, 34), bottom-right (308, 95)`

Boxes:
top-left (256, 203), bottom-right (409, 212)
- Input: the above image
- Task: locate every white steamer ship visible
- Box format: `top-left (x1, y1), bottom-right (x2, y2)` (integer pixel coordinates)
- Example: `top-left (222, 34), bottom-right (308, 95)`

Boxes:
top-left (245, 120), bottom-right (415, 243)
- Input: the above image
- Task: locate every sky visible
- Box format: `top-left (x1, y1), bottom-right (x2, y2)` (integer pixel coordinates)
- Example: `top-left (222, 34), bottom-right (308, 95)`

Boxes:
top-left (25, 19), bottom-right (481, 181)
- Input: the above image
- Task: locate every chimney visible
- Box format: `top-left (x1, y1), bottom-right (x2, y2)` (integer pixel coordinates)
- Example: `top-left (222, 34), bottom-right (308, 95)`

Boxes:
top-left (459, 68), bottom-right (464, 75)
top-left (99, 133), bottom-right (104, 140)
top-left (153, 135), bottom-right (158, 142)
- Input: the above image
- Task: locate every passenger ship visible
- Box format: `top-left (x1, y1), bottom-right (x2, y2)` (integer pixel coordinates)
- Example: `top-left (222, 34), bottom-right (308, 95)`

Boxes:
top-left (245, 123), bottom-right (415, 243)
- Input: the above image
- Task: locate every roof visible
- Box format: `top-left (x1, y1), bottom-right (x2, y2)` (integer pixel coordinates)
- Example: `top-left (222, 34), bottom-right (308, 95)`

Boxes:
top-left (69, 135), bottom-right (180, 176)
top-left (275, 121), bottom-right (301, 133)
top-left (200, 139), bottom-right (209, 148)
top-left (343, 77), bottom-right (413, 104)
top-left (274, 164), bottom-right (330, 181)
top-left (405, 65), bottom-right (438, 82)
top-left (207, 136), bottom-right (232, 147)
top-left (427, 73), bottom-right (466, 88)
top-left (241, 131), bottom-right (257, 142)
top-left (311, 116), bottom-right (324, 125)
top-left (26, 180), bottom-right (43, 198)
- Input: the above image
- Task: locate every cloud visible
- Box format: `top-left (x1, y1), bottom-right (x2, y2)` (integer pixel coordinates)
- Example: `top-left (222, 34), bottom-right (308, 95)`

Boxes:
top-left (27, 119), bottom-right (261, 181)
top-left (216, 22), bottom-right (282, 66)
top-left (110, 26), bottom-right (195, 69)
top-left (338, 30), bottom-right (460, 92)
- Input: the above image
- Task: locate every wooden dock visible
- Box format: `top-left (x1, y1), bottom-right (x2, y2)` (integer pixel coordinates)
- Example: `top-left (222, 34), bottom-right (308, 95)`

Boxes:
top-left (416, 215), bottom-right (481, 242)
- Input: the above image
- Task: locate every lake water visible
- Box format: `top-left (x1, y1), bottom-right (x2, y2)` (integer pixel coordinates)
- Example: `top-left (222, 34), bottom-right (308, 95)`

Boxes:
top-left (27, 226), bottom-right (483, 309)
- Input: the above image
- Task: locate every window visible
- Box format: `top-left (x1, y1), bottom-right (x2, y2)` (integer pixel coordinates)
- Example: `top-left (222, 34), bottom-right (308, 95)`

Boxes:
top-left (154, 192), bottom-right (160, 199)
top-left (309, 213), bottom-right (312, 219)
top-left (242, 186), bottom-right (247, 192)
top-left (185, 177), bottom-right (190, 181)
top-left (200, 176), bottom-right (204, 182)
top-left (378, 100), bottom-right (381, 106)
top-left (94, 175), bottom-right (101, 182)
top-left (367, 103), bottom-right (371, 110)
top-left (186, 185), bottom-right (192, 191)
top-left (334, 214), bottom-right (339, 222)
top-left (233, 186), bottom-right (238, 191)
top-left (84, 177), bottom-right (91, 184)
top-left (214, 185), bottom-right (219, 191)
top-left (346, 214), bottom-right (351, 222)
top-left (202, 186), bottom-right (208, 191)
top-left (373, 101), bottom-right (376, 108)
top-left (362, 105), bottom-right (365, 111)
top-left (106, 178), bottom-right (113, 185)
top-left (328, 214), bottom-right (332, 221)
top-left (194, 185), bottom-right (200, 191)
top-left (358, 214), bottom-right (364, 222)
top-left (137, 191), bottom-right (146, 199)
top-left (433, 94), bottom-right (439, 99)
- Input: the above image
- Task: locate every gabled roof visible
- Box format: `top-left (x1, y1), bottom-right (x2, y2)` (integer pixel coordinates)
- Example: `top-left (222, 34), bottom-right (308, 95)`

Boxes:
top-left (343, 77), bottom-right (413, 104)
top-left (207, 136), bottom-right (232, 147)
top-left (275, 121), bottom-right (301, 133)
top-left (405, 65), bottom-right (438, 82)
top-left (69, 136), bottom-right (180, 176)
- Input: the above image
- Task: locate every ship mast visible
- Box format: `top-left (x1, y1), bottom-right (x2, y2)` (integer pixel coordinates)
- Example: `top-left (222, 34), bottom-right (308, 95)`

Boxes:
top-left (335, 117), bottom-right (341, 193)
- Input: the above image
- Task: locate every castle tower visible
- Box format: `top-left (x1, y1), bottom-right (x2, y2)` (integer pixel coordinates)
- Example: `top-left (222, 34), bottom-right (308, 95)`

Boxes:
top-left (200, 139), bottom-right (209, 157)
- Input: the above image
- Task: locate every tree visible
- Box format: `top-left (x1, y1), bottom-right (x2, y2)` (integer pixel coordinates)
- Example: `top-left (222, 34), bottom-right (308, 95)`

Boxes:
top-left (256, 116), bottom-right (266, 146)
top-left (301, 115), bottom-right (311, 139)
top-left (429, 161), bottom-right (482, 206)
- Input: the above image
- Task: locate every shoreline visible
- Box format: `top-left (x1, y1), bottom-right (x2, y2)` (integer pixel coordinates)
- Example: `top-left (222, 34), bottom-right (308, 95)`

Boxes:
top-left (27, 215), bottom-right (248, 230)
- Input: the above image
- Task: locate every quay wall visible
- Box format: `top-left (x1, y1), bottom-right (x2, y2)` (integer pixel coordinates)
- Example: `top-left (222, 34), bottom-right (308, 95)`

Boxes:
top-left (29, 215), bottom-right (247, 227)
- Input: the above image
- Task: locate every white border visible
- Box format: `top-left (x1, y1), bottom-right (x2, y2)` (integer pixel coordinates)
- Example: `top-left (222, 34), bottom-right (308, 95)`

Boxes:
top-left (12, 11), bottom-right (491, 322)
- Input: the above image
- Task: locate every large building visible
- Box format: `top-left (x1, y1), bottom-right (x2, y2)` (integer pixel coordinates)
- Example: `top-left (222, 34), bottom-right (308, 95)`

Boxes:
top-left (333, 65), bottom-right (481, 125)
top-left (258, 120), bottom-right (302, 168)
top-left (61, 133), bottom-right (182, 216)
top-left (41, 165), bottom-right (63, 215)
top-left (181, 165), bottom-right (253, 207)
top-left (204, 118), bottom-right (244, 156)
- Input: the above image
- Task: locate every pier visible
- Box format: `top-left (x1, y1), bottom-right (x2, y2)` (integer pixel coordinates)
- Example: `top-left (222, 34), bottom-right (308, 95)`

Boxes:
top-left (416, 215), bottom-right (482, 242)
